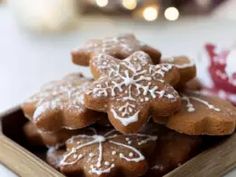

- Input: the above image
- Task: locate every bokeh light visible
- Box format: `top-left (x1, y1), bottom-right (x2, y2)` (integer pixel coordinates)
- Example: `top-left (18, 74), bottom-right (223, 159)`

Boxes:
top-left (143, 6), bottom-right (158, 21)
top-left (95, 0), bottom-right (109, 7)
top-left (122, 0), bottom-right (137, 10)
top-left (164, 7), bottom-right (179, 21)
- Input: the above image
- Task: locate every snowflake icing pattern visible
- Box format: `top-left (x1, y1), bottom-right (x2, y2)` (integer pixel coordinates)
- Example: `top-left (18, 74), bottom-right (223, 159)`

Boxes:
top-left (86, 51), bottom-right (180, 127)
top-left (60, 128), bottom-right (157, 176)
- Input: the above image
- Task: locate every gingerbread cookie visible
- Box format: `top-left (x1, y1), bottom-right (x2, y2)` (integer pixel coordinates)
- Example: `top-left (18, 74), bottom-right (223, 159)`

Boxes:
top-left (21, 73), bottom-right (104, 132)
top-left (47, 147), bottom-right (66, 170)
top-left (23, 122), bottom-right (45, 147)
top-left (59, 126), bottom-right (157, 177)
top-left (145, 127), bottom-right (202, 177)
top-left (184, 78), bottom-right (202, 91)
top-left (161, 56), bottom-right (196, 86)
top-left (159, 91), bottom-right (236, 135)
top-left (85, 51), bottom-right (181, 133)
top-left (23, 122), bottom-right (82, 146)
top-left (71, 34), bottom-right (161, 66)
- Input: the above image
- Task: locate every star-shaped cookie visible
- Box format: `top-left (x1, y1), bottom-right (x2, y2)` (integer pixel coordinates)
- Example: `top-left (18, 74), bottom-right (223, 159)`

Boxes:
top-left (59, 127), bottom-right (157, 177)
top-left (85, 51), bottom-right (181, 133)
top-left (159, 91), bottom-right (236, 135)
top-left (21, 73), bottom-right (105, 132)
top-left (71, 34), bottom-right (161, 66)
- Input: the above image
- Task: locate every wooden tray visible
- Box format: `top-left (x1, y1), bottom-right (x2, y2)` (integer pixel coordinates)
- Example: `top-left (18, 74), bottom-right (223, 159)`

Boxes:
top-left (0, 106), bottom-right (236, 177)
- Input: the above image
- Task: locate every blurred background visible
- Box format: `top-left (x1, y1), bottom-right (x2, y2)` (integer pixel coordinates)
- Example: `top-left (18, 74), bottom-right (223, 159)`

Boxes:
top-left (0, 0), bottom-right (236, 112)
top-left (0, 0), bottom-right (236, 111)
top-left (0, 1), bottom-right (236, 176)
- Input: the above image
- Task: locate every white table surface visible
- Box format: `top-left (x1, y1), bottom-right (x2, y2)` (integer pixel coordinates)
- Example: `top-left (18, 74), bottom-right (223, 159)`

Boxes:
top-left (0, 5), bottom-right (236, 177)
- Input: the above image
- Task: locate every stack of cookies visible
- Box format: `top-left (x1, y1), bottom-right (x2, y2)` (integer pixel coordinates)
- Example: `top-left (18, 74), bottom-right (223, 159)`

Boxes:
top-left (21, 34), bottom-right (236, 177)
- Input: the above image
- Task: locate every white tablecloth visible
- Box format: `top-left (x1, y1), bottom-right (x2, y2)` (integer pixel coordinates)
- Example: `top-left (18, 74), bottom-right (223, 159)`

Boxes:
top-left (0, 5), bottom-right (236, 177)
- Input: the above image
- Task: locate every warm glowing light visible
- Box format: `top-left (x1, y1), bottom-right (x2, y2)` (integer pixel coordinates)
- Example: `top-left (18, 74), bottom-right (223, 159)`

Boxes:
top-left (164, 7), bottom-right (179, 21)
top-left (122, 0), bottom-right (137, 10)
top-left (143, 6), bottom-right (158, 21)
top-left (95, 0), bottom-right (108, 7)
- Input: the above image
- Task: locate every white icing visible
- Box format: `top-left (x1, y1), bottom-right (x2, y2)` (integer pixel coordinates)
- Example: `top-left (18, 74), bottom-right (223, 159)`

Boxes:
top-left (84, 34), bottom-right (141, 57)
top-left (163, 57), bottom-right (195, 69)
top-left (110, 141), bottom-right (145, 162)
top-left (175, 61), bottom-right (195, 69)
top-left (29, 73), bottom-right (91, 121)
top-left (89, 51), bottom-right (177, 126)
top-left (33, 103), bottom-right (48, 120)
top-left (181, 94), bottom-right (221, 112)
top-left (111, 109), bottom-right (139, 126)
top-left (60, 128), bottom-right (157, 175)
top-left (90, 164), bottom-right (115, 175)
top-left (181, 96), bottom-right (195, 112)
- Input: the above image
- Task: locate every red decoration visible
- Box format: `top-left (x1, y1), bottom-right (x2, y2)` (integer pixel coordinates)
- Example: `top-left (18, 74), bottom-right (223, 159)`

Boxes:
top-left (203, 43), bottom-right (236, 105)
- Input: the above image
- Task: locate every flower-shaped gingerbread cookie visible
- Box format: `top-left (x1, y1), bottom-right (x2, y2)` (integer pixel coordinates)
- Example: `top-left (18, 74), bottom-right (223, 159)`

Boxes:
top-left (161, 56), bottom-right (196, 87)
top-left (161, 91), bottom-right (236, 135)
top-left (71, 34), bottom-right (161, 66)
top-left (85, 51), bottom-right (181, 133)
top-left (59, 127), bottom-right (157, 177)
top-left (22, 73), bottom-right (104, 132)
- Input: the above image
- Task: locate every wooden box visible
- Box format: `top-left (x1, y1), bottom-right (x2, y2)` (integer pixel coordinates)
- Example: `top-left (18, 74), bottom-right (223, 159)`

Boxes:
top-left (0, 106), bottom-right (236, 177)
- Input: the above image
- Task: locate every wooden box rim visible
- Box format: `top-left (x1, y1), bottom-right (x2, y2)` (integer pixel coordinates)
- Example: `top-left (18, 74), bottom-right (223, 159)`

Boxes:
top-left (0, 106), bottom-right (236, 177)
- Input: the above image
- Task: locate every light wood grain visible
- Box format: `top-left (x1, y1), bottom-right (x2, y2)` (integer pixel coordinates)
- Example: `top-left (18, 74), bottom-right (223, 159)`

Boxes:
top-left (0, 135), bottom-right (65, 177)
top-left (164, 133), bottom-right (236, 177)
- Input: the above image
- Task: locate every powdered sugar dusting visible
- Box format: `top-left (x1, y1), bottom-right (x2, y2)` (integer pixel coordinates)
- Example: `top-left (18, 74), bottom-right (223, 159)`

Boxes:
top-left (25, 73), bottom-right (92, 121)
top-left (81, 34), bottom-right (143, 58)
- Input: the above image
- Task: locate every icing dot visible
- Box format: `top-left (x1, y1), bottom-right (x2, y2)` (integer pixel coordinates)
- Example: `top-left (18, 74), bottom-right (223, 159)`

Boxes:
top-left (104, 161), bottom-right (110, 166)
top-left (129, 152), bottom-right (134, 157)
top-left (89, 153), bottom-right (95, 157)
top-left (125, 138), bottom-right (130, 141)
top-left (112, 151), bottom-right (117, 155)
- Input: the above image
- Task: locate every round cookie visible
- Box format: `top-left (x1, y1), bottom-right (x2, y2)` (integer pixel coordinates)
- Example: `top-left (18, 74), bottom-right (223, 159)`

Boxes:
top-left (157, 91), bottom-right (236, 135)
top-left (161, 56), bottom-right (196, 87)
top-left (71, 34), bottom-right (161, 66)
top-left (58, 126), bottom-right (157, 177)
top-left (21, 73), bottom-right (105, 132)
top-left (85, 51), bottom-right (181, 133)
